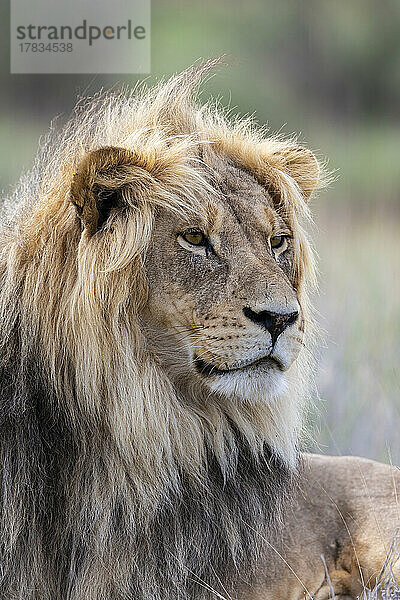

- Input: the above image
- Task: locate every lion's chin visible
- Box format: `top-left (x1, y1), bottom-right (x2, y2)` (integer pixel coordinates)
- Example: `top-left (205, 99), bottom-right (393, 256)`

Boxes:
top-left (195, 356), bottom-right (290, 404)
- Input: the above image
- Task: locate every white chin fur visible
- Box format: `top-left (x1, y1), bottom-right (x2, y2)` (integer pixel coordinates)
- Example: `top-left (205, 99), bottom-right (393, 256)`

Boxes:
top-left (207, 362), bottom-right (289, 405)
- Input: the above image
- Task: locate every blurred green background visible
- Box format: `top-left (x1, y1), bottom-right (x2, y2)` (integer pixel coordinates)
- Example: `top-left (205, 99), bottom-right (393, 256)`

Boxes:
top-left (1, 0), bottom-right (399, 462)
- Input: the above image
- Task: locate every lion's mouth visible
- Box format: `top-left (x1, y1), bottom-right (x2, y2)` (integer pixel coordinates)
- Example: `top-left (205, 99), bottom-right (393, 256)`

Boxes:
top-left (194, 354), bottom-right (283, 377)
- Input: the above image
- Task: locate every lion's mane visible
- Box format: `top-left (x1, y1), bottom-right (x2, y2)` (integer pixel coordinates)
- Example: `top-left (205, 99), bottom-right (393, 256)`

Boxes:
top-left (0, 59), bottom-right (321, 599)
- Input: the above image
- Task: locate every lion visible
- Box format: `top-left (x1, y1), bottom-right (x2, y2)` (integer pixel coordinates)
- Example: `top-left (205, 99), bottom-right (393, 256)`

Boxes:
top-left (0, 58), bottom-right (398, 600)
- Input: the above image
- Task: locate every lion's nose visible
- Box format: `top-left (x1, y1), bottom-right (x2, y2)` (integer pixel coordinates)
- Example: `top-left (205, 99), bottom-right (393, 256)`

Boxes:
top-left (242, 307), bottom-right (299, 345)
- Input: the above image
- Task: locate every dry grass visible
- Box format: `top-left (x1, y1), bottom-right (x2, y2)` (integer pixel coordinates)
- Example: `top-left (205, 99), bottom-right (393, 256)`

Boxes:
top-left (357, 536), bottom-right (400, 599)
top-left (310, 209), bottom-right (400, 465)
top-left (316, 537), bottom-right (400, 600)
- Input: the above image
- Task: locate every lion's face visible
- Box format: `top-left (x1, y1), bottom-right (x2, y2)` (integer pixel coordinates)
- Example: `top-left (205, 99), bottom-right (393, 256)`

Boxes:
top-left (68, 110), bottom-right (318, 415)
top-left (143, 159), bottom-right (303, 401)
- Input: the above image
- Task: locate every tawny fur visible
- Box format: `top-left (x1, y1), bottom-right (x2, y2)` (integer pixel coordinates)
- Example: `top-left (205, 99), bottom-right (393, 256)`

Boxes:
top-left (0, 59), bottom-right (326, 600)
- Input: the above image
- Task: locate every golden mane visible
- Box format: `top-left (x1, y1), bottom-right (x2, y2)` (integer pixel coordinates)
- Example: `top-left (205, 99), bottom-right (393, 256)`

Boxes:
top-left (0, 59), bottom-right (324, 600)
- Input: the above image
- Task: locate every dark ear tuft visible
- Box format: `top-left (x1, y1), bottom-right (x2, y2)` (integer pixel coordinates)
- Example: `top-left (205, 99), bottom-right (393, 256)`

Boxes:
top-left (70, 146), bottom-right (137, 235)
top-left (92, 186), bottom-right (125, 230)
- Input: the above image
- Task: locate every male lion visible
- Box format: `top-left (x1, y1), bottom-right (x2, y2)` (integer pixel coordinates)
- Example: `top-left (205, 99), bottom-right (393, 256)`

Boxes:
top-left (0, 59), bottom-right (398, 600)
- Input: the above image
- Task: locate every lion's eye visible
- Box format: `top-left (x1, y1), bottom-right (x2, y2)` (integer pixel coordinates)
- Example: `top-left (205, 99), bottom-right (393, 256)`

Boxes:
top-left (181, 230), bottom-right (207, 246)
top-left (270, 235), bottom-right (286, 249)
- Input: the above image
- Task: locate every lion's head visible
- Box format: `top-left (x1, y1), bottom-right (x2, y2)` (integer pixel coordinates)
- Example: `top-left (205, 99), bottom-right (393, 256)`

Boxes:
top-left (0, 60), bottom-right (323, 600)
top-left (143, 154), bottom-right (306, 397)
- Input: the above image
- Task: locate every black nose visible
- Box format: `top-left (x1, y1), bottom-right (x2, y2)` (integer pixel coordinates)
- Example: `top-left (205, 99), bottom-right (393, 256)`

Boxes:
top-left (243, 307), bottom-right (299, 345)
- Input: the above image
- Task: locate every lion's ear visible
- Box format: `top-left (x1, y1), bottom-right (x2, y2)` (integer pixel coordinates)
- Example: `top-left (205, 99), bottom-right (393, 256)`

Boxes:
top-left (278, 146), bottom-right (320, 201)
top-left (260, 141), bottom-right (321, 202)
top-left (70, 146), bottom-right (138, 235)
